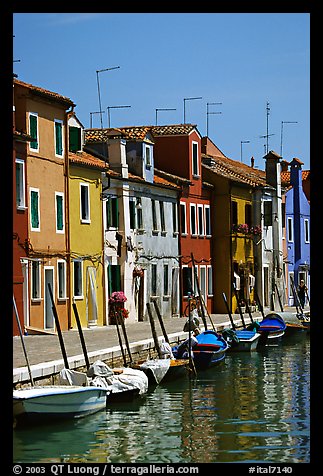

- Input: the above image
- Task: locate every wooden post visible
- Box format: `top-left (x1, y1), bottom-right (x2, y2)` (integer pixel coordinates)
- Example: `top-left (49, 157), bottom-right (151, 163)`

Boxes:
top-left (275, 283), bottom-right (284, 312)
top-left (114, 308), bottom-right (127, 366)
top-left (47, 283), bottom-right (69, 369)
top-left (152, 300), bottom-right (169, 344)
top-left (191, 253), bottom-right (207, 330)
top-left (13, 295), bottom-right (35, 386)
top-left (245, 299), bottom-right (255, 324)
top-left (188, 293), bottom-right (197, 377)
top-left (147, 303), bottom-right (162, 358)
top-left (72, 302), bottom-right (90, 370)
top-left (254, 289), bottom-right (265, 320)
top-left (118, 310), bottom-right (133, 364)
top-left (222, 292), bottom-right (236, 330)
top-left (232, 284), bottom-right (247, 329)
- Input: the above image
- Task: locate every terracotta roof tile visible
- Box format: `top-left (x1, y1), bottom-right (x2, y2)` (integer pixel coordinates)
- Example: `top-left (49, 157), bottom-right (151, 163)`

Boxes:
top-left (202, 153), bottom-right (267, 187)
top-left (69, 151), bottom-right (107, 170)
top-left (281, 169), bottom-right (310, 186)
top-left (152, 124), bottom-right (196, 136)
top-left (14, 78), bottom-right (75, 107)
top-left (85, 127), bottom-right (153, 143)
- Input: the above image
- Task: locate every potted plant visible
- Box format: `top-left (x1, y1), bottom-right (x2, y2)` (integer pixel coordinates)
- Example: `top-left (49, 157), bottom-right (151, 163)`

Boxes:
top-left (108, 291), bottom-right (128, 324)
top-left (239, 300), bottom-right (246, 313)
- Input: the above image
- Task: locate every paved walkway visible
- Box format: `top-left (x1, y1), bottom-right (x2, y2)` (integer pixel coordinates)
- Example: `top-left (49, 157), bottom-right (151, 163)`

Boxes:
top-left (13, 306), bottom-right (307, 384)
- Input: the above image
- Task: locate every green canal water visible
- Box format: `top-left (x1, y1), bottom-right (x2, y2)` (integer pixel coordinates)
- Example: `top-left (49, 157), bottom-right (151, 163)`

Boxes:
top-left (13, 336), bottom-right (310, 464)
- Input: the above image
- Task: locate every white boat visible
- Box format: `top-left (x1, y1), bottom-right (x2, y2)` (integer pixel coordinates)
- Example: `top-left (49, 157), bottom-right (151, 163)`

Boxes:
top-left (13, 385), bottom-right (107, 426)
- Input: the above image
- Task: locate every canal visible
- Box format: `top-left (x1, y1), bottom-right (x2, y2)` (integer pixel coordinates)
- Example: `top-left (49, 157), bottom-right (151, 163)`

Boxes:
top-left (13, 336), bottom-right (310, 464)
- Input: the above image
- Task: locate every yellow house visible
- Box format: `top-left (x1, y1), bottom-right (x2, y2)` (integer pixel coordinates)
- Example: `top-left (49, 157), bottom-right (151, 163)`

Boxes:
top-left (68, 150), bottom-right (107, 327)
top-left (201, 137), bottom-right (266, 313)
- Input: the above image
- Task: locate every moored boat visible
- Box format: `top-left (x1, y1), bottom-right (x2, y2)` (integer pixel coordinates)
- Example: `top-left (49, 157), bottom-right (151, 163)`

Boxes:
top-left (222, 328), bottom-right (261, 352)
top-left (13, 385), bottom-right (108, 427)
top-left (257, 312), bottom-right (287, 346)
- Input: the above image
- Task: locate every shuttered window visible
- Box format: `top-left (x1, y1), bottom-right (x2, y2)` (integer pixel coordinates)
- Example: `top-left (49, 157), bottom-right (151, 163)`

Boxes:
top-left (55, 120), bottom-right (63, 156)
top-left (106, 197), bottom-right (119, 229)
top-left (55, 193), bottom-right (64, 233)
top-left (69, 126), bottom-right (81, 152)
top-left (29, 113), bottom-right (38, 150)
top-left (107, 265), bottom-right (121, 295)
top-left (30, 188), bottom-right (40, 230)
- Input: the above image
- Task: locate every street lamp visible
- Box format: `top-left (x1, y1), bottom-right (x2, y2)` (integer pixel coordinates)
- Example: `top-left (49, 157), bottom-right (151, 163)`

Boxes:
top-left (240, 140), bottom-right (250, 163)
top-left (96, 66), bottom-right (120, 128)
top-left (183, 97), bottom-right (202, 124)
top-left (155, 108), bottom-right (177, 126)
top-left (206, 102), bottom-right (222, 136)
top-left (280, 121), bottom-right (298, 158)
top-left (107, 105), bottom-right (131, 128)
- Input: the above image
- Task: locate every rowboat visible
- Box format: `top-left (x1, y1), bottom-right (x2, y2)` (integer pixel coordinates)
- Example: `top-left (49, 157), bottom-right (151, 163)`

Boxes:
top-left (269, 311), bottom-right (308, 341)
top-left (257, 312), bottom-right (287, 346)
top-left (13, 385), bottom-right (107, 426)
top-left (222, 328), bottom-right (261, 352)
top-left (131, 358), bottom-right (190, 385)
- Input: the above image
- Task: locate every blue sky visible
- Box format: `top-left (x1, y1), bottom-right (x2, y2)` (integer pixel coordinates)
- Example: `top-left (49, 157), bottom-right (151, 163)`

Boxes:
top-left (13, 13), bottom-right (310, 170)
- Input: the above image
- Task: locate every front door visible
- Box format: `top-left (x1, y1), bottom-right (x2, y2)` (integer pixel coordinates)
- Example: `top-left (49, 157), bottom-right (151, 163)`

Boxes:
top-left (44, 267), bottom-right (55, 329)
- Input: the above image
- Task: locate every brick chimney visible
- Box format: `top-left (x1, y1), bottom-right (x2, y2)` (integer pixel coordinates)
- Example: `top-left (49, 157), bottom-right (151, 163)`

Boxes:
top-left (250, 156), bottom-right (255, 168)
top-left (264, 150), bottom-right (282, 189)
top-left (107, 136), bottom-right (128, 179)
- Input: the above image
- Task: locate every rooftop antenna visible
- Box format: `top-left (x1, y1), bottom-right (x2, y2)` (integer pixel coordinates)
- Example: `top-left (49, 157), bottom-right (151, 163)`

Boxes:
top-left (183, 97), bottom-right (202, 124)
top-left (240, 140), bottom-right (250, 163)
top-left (259, 101), bottom-right (274, 154)
top-left (96, 66), bottom-right (120, 129)
top-left (280, 121), bottom-right (298, 158)
top-left (107, 105), bottom-right (131, 128)
top-left (155, 108), bottom-right (176, 126)
top-left (90, 111), bottom-right (104, 128)
top-left (206, 102), bottom-right (222, 136)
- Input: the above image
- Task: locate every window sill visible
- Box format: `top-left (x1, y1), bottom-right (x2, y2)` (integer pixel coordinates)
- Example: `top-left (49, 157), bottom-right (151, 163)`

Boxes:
top-left (173, 231), bottom-right (179, 237)
top-left (161, 231), bottom-right (167, 236)
top-left (81, 220), bottom-right (91, 225)
top-left (16, 205), bottom-right (27, 211)
top-left (57, 297), bottom-right (67, 302)
top-left (150, 295), bottom-right (159, 300)
top-left (163, 295), bottom-right (170, 301)
top-left (181, 233), bottom-right (188, 237)
top-left (192, 174), bottom-right (200, 180)
top-left (31, 298), bottom-right (42, 303)
top-left (73, 295), bottom-right (84, 300)
top-left (152, 230), bottom-right (160, 235)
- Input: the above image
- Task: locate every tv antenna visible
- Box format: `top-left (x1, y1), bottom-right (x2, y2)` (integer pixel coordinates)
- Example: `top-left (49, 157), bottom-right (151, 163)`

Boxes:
top-left (206, 102), bottom-right (222, 136)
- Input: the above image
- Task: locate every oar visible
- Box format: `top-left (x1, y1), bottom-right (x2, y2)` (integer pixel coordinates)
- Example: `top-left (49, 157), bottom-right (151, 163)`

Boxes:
top-left (187, 294), bottom-right (197, 377)
top-left (290, 276), bottom-right (303, 313)
top-left (117, 310), bottom-right (133, 364)
top-left (222, 292), bottom-right (236, 330)
top-left (72, 302), bottom-right (90, 370)
top-left (47, 283), bottom-right (69, 369)
top-left (13, 295), bottom-right (34, 386)
top-left (245, 299), bottom-right (255, 324)
top-left (254, 289), bottom-right (265, 320)
top-left (232, 285), bottom-right (247, 329)
top-left (191, 253), bottom-right (208, 331)
top-left (113, 307), bottom-right (127, 366)
top-left (275, 283), bottom-right (284, 312)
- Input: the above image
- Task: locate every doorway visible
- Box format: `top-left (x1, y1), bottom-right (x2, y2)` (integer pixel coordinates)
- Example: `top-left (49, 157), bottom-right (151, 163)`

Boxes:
top-left (44, 267), bottom-right (55, 329)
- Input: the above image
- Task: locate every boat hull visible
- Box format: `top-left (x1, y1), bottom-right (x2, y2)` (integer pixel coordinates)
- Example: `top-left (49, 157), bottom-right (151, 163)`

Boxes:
top-left (192, 330), bottom-right (229, 370)
top-left (228, 331), bottom-right (261, 352)
top-left (13, 386), bottom-right (107, 425)
top-left (257, 313), bottom-right (287, 346)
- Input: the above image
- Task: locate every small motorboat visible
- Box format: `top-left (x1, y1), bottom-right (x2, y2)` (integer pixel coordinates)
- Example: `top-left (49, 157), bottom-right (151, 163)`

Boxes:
top-left (222, 327), bottom-right (261, 352)
top-left (257, 312), bottom-right (287, 346)
top-left (271, 311), bottom-right (308, 340)
top-left (173, 330), bottom-right (229, 370)
top-left (13, 384), bottom-right (108, 427)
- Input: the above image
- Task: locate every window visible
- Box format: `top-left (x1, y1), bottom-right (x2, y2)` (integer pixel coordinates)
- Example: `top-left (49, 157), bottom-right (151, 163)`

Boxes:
top-left (172, 202), bottom-right (178, 234)
top-left (281, 203), bottom-right (286, 230)
top-left (207, 265), bottom-right (213, 296)
top-left (29, 112), bottom-right (38, 151)
top-left (263, 200), bottom-right (273, 227)
top-left (80, 183), bottom-right (90, 223)
top-left (200, 266), bottom-right (206, 303)
top-left (231, 201), bottom-right (238, 226)
top-left (69, 126), bottom-right (82, 152)
top-left (159, 201), bottom-right (166, 233)
top-left (190, 204), bottom-right (197, 236)
top-left (31, 260), bottom-right (41, 300)
top-left (163, 264), bottom-right (169, 296)
top-left (106, 196), bottom-right (119, 229)
top-left (304, 219), bottom-right (310, 243)
top-left (136, 198), bottom-right (143, 230)
top-left (30, 188), bottom-right (40, 231)
top-left (192, 141), bottom-right (199, 176)
top-left (151, 264), bottom-right (157, 295)
top-left (245, 203), bottom-right (252, 227)
top-left (107, 265), bottom-right (121, 295)
top-left (129, 198), bottom-right (136, 230)
top-left (197, 204), bottom-right (204, 236)
top-left (16, 159), bottom-right (26, 208)
top-left (204, 205), bottom-right (211, 236)
top-left (55, 192), bottom-right (64, 233)
top-left (73, 260), bottom-right (83, 298)
top-left (287, 217), bottom-right (293, 242)
top-left (180, 202), bottom-right (187, 235)
top-left (151, 199), bottom-right (158, 231)
top-left (182, 266), bottom-right (193, 296)
top-left (57, 260), bottom-right (66, 299)
top-left (145, 145), bottom-right (152, 168)
top-left (54, 119), bottom-right (63, 156)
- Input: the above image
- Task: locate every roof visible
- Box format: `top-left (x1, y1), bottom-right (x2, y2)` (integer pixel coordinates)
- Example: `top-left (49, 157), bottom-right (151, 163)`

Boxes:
top-left (281, 169), bottom-right (310, 186)
top-left (69, 151), bottom-right (108, 171)
top-left (202, 153), bottom-right (267, 187)
top-left (151, 124), bottom-right (197, 136)
top-left (14, 78), bottom-right (75, 108)
top-left (85, 126), bottom-right (153, 143)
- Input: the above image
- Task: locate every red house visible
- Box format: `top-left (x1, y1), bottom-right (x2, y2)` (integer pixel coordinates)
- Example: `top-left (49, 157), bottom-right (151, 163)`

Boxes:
top-left (152, 124), bottom-right (214, 318)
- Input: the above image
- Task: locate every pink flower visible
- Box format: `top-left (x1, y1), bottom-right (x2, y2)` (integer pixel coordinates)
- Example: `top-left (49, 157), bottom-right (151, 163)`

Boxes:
top-left (108, 291), bottom-right (127, 303)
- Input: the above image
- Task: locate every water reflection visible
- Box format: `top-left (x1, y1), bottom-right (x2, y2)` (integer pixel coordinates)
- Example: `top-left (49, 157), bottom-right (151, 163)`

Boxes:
top-left (13, 338), bottom-right (310, 463)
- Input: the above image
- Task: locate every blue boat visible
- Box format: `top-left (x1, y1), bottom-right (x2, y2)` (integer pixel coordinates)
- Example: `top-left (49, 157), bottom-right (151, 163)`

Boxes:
top-left (257, 312), bottom-right (287, 346)
top-left (222, 327), bottom-right (261, 352)
top-left (173, 330), bottom-right (229, 370)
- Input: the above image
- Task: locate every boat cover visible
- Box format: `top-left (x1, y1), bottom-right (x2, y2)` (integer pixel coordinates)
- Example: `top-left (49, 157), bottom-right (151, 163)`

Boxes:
top-left (87, 360), bottom-right (148, 395)
top-left (139, 358), bottom-right (170, 384)
top-left (59, 368), bottom-right (89, 386)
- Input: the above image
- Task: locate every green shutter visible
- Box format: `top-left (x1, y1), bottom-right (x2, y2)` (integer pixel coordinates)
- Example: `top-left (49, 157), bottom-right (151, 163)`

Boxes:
top-left (56, 195), bottom-right (64, 231)
top-left (129, 200), bottom-right (136, 229)
top-left (29, 114), bottom-right (38, 149)
top-left (69, 126), bottom-right (81, 152)
top-left (55, 122), bottom-right (63, 155)
top-left (31, 191), bottom-right (39, 228)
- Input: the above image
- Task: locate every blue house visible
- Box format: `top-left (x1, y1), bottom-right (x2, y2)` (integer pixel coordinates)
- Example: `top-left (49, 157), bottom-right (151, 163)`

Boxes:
top-left (284, 158), bottom-right (310, 306)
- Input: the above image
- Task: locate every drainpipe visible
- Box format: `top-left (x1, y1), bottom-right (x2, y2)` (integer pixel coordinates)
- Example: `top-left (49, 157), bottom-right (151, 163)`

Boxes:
top-left (65, 107), bottom-right (73, 329)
